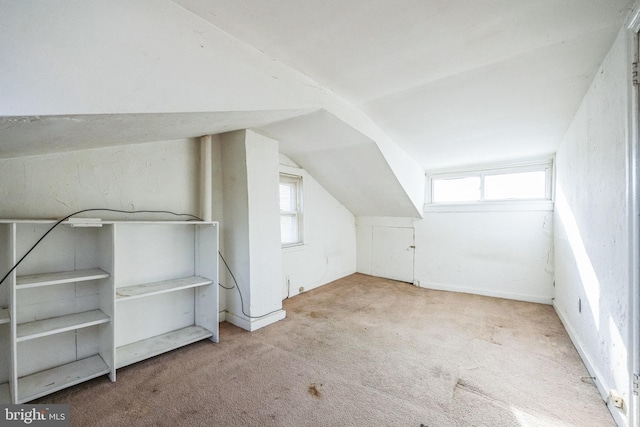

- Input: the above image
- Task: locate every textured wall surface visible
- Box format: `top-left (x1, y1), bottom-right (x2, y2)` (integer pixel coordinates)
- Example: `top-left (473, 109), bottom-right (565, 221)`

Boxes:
top-left (554, 27), bottom-right (631, 425)
top-left (0, 139), bottom-right (200, 220)
top-left (415, 210), bottom-right (554, 304)
top-left (356, 211), bottom-right (554, 304)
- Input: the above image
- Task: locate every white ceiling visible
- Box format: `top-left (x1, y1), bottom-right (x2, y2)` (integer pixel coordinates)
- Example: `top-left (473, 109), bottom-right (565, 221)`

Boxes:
top-left (0, 110), bottom-right (312, 159)
top-left (258, 110), bottom-right (422, 216)
top-left (175, 0), bottom-right (634, 169)
top-left (0, 1), bottom-right (635, 218)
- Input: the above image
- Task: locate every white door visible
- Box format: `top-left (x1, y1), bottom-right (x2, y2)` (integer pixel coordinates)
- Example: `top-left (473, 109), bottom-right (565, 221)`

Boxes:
top-left (371, 226), bottom-right (415, 283)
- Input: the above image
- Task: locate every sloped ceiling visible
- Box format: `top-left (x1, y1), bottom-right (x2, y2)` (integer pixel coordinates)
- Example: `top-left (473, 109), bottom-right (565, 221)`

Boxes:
top-left (257, 110), bottom-right (420, 217)
top-left (0, 1), bottom-right (635, 218)
top-left (0, 111), bottom-right (313, 159)
top-left (174, 0), bottom-right (634, 169)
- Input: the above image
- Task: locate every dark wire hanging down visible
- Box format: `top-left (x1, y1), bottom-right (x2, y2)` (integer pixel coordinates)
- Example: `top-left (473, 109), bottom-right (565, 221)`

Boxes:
top-left (0, 207), bottom-right (283, 320)
top-left (0, 208), bottom-right (203, 287)
top-left (218, 252), bottom-right (283, 319)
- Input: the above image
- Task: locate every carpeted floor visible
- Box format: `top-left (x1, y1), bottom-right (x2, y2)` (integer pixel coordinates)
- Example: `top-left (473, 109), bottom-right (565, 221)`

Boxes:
top-left (37, 273), bottom-right (614, 426)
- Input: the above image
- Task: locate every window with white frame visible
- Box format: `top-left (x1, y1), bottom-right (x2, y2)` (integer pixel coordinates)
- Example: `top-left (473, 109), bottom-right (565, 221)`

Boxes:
top-left (428, 159), bottom-right (553, 206)
top-left (279, 174), bottom-right (303, 246)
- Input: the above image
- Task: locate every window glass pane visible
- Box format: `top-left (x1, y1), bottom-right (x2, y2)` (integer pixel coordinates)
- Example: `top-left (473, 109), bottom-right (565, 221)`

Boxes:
top-left (279, 182), bottom-right (296, 211)
top-left (280, 215), bottom-right (298, 244)
top-left (280, 174), bottom-right (303, 246)
top-left (433, 177), bottom-right (481, 202)
top-left (484, 170), bottom-right (546, 200)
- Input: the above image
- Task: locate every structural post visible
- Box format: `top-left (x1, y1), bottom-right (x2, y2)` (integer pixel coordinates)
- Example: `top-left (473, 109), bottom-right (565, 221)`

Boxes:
top-left (200, 135), bottom-right (213, 222)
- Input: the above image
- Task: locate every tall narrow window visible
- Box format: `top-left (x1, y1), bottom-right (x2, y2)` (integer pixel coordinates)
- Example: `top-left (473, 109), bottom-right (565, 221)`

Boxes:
top-left (280, 174), bottom-right (303, 246)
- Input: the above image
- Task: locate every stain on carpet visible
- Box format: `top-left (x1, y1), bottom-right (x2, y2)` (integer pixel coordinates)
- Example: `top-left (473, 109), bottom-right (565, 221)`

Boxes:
top-left (308, 383), bottom-right (323, 398)
top-left (430, 365), bottom-right (451, 380)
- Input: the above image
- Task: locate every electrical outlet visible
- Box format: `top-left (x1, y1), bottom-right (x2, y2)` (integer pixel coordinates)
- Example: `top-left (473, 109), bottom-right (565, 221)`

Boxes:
top-left (609, 390), bottom-right (624, 408)
top-left (299, 286), bottom-right (304, 293)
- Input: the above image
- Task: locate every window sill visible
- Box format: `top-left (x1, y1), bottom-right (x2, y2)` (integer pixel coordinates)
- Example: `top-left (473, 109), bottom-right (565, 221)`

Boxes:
top-left (424, 200), bottom-right (554, 213)
top-left (282, 243), bottom-right (307, 252)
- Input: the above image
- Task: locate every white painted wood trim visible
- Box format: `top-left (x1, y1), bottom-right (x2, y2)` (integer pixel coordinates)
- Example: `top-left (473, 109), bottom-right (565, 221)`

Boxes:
top-left (16, 309), bottom-right (110, 342)
top-left (626, 12), bottom-right (640, 427)
top-left (194, 223), bottom-right (219, 343)
top-left (16, 268), bottom-right (110, 289)
top-left (553, 304), bottom-right (626, 427)
top-left (424, 201), bottom-right (554, 213)
top-left (9, 223), bottom-right (17, 404)
top-left (17, 355), bottom-right (109, 403)
top-left (225, 309), bottom-right (286, 332)
top-left (1, 220), bottom-right (219, 403)
top-left (115, 276), bottom-right (213, 301)
top-left (418, 281), bottom-right (553, 305)
top-left (115, 325), bottom-right (212, 369)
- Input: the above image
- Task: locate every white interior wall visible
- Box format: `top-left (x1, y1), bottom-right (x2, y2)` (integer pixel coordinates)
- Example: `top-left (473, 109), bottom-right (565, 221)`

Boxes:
top-left (245, 132), bottom-right (284, 326)
top-left (0, 138), bottom-right (231, 315)
top-left (279, 155), bottom-right (356, 298)
top-left (554, 26), bottom-right (632, 426)
top-left (0, 131), bottom-right (358, 330)
top-left (357, 212), bottom-right (554, 304)
top-left (220, 130), bottom-right (285, 331)
top-left (415, 210), bottom-right (555, 304)
top-left (0, 139), bottom-right (200, 219)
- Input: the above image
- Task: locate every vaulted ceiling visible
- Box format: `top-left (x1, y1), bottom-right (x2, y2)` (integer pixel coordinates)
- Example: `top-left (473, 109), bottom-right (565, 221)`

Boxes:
top-left (175, 0), bottom-right (634, 169)
top-left (0, 1), bottom-right (635, 217)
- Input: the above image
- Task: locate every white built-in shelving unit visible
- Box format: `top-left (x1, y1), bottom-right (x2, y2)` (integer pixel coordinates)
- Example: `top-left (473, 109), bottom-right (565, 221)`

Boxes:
top-left (0, 220), bottom-right (219, 404)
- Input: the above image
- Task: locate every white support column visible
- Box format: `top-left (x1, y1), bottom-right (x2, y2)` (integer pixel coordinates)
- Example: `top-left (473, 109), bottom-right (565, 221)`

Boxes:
top-left (200, 135), bottom-right (213, 222)
top-left (220, 130), bottom-right (285, 331)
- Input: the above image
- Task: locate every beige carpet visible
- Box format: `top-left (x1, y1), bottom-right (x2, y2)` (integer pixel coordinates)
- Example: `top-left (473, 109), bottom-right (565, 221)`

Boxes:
top-left (37, 274), bottom-right (613, 426)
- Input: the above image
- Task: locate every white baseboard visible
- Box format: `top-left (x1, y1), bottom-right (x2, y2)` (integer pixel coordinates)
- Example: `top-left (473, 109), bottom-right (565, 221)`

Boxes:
top-left (286, 269), bottom-right (356, 298)
top-left (419, 281), bottom-right (553, 305)
top-left (225, 309), bottom-right (286, 332)
top-left (218, 310), bottom-right (226, 322)
top-left (554, 303), bottom-right (628, 427)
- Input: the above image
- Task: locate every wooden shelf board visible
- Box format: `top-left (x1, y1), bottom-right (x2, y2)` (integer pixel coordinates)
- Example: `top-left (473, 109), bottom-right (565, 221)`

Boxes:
top-left (0, 382), bottom-right (10, 404)
top-left (18, 355), bottom-right (109, 403)
top-left (17, 309), bottom-right (110, 342)
top-left (17, 268), bottom-right (110, 289)
top-left (116, 276), bottom-right (213, 301)
top-left (116, 325), bottom-right (212, 369)
top-left (0, 308), bottom-right (8, 325)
